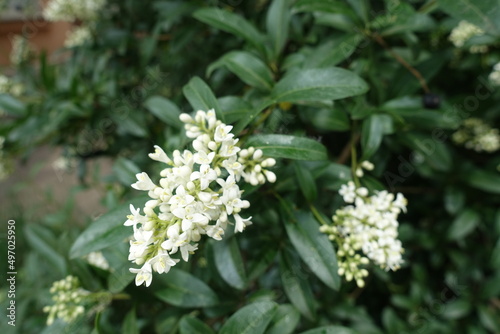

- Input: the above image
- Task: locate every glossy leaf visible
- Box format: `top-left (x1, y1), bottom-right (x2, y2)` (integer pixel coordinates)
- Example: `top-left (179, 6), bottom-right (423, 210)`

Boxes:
top-left (284, 211), bottom-right (340, 290)
top-left (266, 304), bottom-right (300, 334)
top-left (219, 301), bottom-right (277, 334)
top-left (212, 237), bottom-right (247, 290)
top-left (361, 114), bottom-right (393, 160)
top-left (219, 51), bottom-right (274, 91)
top-left (299, 326), bottom-right (357, 334)
top-left (70, 197), bottom-right (147, 258)
top-left (279, 249), bottom-right (317, 320)
top-left (155, 268), bottom-right (219, 307)
top-left (447, 209), bottom-right (480, 241)
top-left (266, 0), bottom-right (290, 59)
top-left (294, 161), bottom-right (318, 202)
top-left (179, 315), bottom-right (215, 334)
top-left (144, 96), bottom-right (182, 128)
top-left (464, 168), bottom-right (500, 194)
top-left (193, 8), bottom-right (265, 52)
top-left (438, 0), bottom-right (500, 34)
top-left (246, 134), bottom-right (328, 160)
top-left (122, 309), bottom-right (139, 334)
top-left (270, 67), bottom-right (368, 103)
top-left (218, 96), bottom-right (253, 124)
top-left (183, 76), bottom-right (224, 122)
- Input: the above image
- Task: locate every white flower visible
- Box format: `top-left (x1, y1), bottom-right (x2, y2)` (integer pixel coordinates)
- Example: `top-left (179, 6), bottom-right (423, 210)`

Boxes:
top-left (339, 181), bottom-right (356, 203)
top-left (190, 164), bottom-right (217, 190)
top-left (150, 250), bottom-right (178, 274)
top-left (124, 205), bottom-right (148, 227)
top-left (149, 145), bottom-right (172, 164)
top-left (130, 263), bottom-right (153, 287)
top-left (234, 214), bottom-right (252, 233)
top-left (132, 172), bottom-right (156, 191)
top-left (214, 124), bottom-right (235, 142)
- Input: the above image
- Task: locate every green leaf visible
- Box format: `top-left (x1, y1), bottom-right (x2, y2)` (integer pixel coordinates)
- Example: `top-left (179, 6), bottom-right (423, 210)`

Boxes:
top-left (179, 315), bottom-right (215, 334)
top-left (193, 8), bottom-right (265, 53)
top-left (144, 96), bottom-right (183, 128)
top-left (219, 51), bottom-right (274, 91)
top-left (361, 114), bottom-right (393, 160)
top-left (122, 309), bottom-right (139, 334)
top-left (399, 132), bottom-right (452, 172)
top-left (294, 161), bottom-right (318, 202)
top-left (447, 209), bottom-right (480, 241)
top-left (464, 168), bottom-right (500, 194)
top-left (246, 134), bottom-right (328, 160)
top-left (212, 237), bottom-right (247, 290)
top-left (304, 34), bottom-right (362, 69)
top-left (292, 0), bottom-right (354, 15)
top-left (441, 300), bottom-right (472, 320)
top-left (299, 325), bottom-right (357, 334)
top-left (266, 0), bottom-right (290, 59)
top-left (279, 249), bottom-right (317, 320)
top-left (0, 93), bottom-right (25, 116)
top-left (266, 304), bottom-right (300, 334)
top-left (155, 268), bottom-right (219, 307)
top-left (284, 211), bottom-right (340, 290)
top-left (271, 67), bottom-right (368, 103)
top-left (24, 225), bottom-right (67, 277)
top-left (219, 301), bottom-right (277, 334)
top-left (112, 158), bottom-right (141, 186)
top-left (183, 76), bottom-right (224, 122)
top-left (70, 197), bottom-right (147, 258)
top-left (438, 0), bottom-right (500, 34)
top-left (218, 96), bottom-right (253, 124)
top-left (304, 107), bottom-right (350, 131)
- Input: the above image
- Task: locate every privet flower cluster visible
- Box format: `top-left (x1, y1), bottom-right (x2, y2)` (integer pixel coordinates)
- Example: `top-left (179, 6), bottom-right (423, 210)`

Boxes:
top-left (64, 26), bottom-right (92, 48)
top-left (10, 35), bottom-right (30, 66)
top-left (43, 0), bottom-right (105, 22)
top-left (0, 74), bottom-right (23, 97)
top-left (86, 251), bottom-right (110, 270)
top-left (449, 20), bottom-right (487, 53)
top-left (452, 118), bottom-right (500, 153)
top-left (320, 181), bottom-right (407, 287)
top-left (125, 109), bottom-right (276, 287)
top-left (489, 62), bottom-right (500, 87)
top-left (43, 276), bottom-right (90, 326)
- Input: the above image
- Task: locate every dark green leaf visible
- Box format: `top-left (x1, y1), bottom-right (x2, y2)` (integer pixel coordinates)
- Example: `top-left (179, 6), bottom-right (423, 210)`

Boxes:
top-left (438, 0), bottom-right (500, 34)
top-left (212, 237), bottom-right (247, 290)
top-left (183, 76), bottom-right (224, 122)
top-left (284, 211), bottom-right (340, 290)
top-left (155, 268), bottom-right (219, 307)
top-left (113, 158), bottom-right (141, 186)
top-left (219, 51), bottom-right (274, 91)
top-left (246, 134), bottom-right (328, 160)
top-left (122, 309), bottom-right (139, 334)
top-left (266, 0), bottom-right (290, 59)
top-left (294, 161), bottom-right (318, 202)
top-left (24, 225), bottom-right (66, 277)
top-left (70, 197), bottom-right (147, 258)
top-left (266, 304), bottom-right (300, 334)
top-left (271, 67), bottom-right (368, 103)
top-left (179, 315), bottom-right (215, 334)
top-left (464, 168), bottom-right (500, 194)
top-left (305, 107), bottom-right (350, 131)
top-left (304, 34), bottom-right (363, 69)
top-left (279, 249), bottom-right (317, 320)
top-left (447, 209), bottom-right (480, 241)
top-left (0, 93), bottom-right (25, 116)
top-left (299, 325), bottom-right (357, 334)
top-left (399, 132), bottom-right (452, 171)
top-left (361, 114), bottom-right (393, 160)
top-left (193, 8), bottom-right (265, 53)
top-left (218, 96), bottom-right (253, 124)
top-left (219, 301), bottom-right (277, 334)
top-left (144, 96), bottom-right (182, 128)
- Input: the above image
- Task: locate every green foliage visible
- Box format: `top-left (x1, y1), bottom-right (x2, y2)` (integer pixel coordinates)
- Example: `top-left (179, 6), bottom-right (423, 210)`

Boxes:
top-left (2, 0), bottom-right (500, 333)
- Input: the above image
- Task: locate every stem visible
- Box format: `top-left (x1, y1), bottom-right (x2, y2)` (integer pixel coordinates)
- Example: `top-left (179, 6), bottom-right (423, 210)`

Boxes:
top-left (371, 32), bottom-right (430, 93)
top-left (112, 293), bottom-right (130, 300)
top-left (337, 133), bottom-right (360, 165)
top-left (309, 204), bottom-right (329, 226)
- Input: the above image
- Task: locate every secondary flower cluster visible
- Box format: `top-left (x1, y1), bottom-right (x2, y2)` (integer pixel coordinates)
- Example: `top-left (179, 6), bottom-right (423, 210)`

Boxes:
top-left (125, 109), bottom-right (276, 287)
top-left (0, 75), bottom-right (23, 97)
top-left (452, 118), bottom-right (500, 153)
top-left (489, 62), bottom-right (500, 87)
top-left (10, 35), bottom-right (30, 66)
top-left (64, 26), bottom-right (92, 48)
top-left (449, 20), bottom-right (487, 53)
top-left (43, 0), bottom-right (106, 22)
top-left (43, 276), bottom-right (90, 326)
top-left (320, 181), bottom-right (407, 287)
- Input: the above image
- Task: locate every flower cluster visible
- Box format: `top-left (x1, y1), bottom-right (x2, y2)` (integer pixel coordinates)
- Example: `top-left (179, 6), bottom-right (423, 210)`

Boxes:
top-left (125, 109), bottom-right (276, 287)
top-left (452, 118), bottom-right (500, 153)
top-left (0, 75), bottom-right (23, 97)
top-left (43, 0), bottom-right (105, 22)
top-left (320, 181), bottom-right (407, 287)
top-left (354, 160), bottom-right (374, 178)
top-left (10, 35), bottom-right (30, 66)
top-left (489, 62), bottom-right (500, 87)
top-left (64, 26), bottom-right (92, 48)
top-left (449, 20), bottom-right (487, 53)
top-left (43, 276), bottom-right (90, 326)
